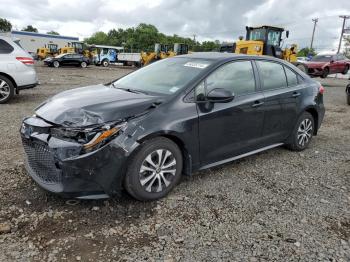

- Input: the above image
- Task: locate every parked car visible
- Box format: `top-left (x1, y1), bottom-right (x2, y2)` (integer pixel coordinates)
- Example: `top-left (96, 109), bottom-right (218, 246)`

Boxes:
top-left (20, 53), bottom-right (325, 201)
top-left (302, 53), bottom-right (350, 78)
top-left (28, 51), bottom-right (39, 61)
top-left (0, 36), bottom-right (38, 104)
top-left (44, 53), bottom-right (90, 68)
top-left (297, 56), bottom-right (309, 63)
top-left (346, 83), bottom-right (350, 105)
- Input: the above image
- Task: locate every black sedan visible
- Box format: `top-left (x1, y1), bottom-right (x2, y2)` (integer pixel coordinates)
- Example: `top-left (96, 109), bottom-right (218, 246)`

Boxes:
top-left (44, 53), bottom-right (90, 68)
top-left (21, 53), bottom-right (325, 201)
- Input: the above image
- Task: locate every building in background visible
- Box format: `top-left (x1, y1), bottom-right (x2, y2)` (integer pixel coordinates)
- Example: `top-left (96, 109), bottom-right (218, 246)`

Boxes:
top-left (9, 31), bottom-right (79, 53)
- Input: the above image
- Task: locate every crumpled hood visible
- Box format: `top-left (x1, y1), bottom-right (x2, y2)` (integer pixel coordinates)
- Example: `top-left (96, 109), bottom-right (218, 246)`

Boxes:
top-left (36, 84), bottom-right (161, 127)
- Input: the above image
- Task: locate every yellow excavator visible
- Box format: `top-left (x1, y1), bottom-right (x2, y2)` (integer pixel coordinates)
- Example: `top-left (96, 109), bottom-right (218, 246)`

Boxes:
top-left (220, 25), bottom-right (298, 64)
top-left (141, 43), bottom-right (189, 66)
top-left (36, 44), bottom-right (58, 60)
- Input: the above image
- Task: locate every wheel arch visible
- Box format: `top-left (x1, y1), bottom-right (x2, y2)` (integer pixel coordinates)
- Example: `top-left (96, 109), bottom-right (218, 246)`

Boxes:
top-left (304, 106), bottom-right (319, 135)
top-left (137, 132), bottom-right (192, 176)
top-left (0, 72), bottom-right (17, 88)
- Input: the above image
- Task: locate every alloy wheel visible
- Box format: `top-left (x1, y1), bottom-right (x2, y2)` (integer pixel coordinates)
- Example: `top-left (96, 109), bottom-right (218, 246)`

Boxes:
top-left (53, 61), bottom-right (59, 68)
top-left (0, 79), bottom-right (10, 102)
top-left (297, 119), bottom-right (313, 147)
top-left (139, 149), bottom-right (177, 193)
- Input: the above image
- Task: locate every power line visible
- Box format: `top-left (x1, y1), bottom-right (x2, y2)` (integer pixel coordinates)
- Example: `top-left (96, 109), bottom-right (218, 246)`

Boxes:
top-left (310, 18), bottom-right (318, 50)
top-left (337, 15), bottom-right (350, 53)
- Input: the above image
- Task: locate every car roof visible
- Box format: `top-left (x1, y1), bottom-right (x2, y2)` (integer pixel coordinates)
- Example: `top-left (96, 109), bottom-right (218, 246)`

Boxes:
top-left (177, 52), bottom-right (287, 63)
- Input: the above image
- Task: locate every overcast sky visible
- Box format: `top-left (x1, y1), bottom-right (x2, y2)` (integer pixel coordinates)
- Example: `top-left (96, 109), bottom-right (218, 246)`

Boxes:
top-left (1, 0), bottom-right (350, 52)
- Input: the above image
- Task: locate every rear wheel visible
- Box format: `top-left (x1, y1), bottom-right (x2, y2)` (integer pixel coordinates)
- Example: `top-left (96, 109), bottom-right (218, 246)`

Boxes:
top-left (124, 137), bottom-right (183, 201)
top-left (53, 61), bottom-right (60, 68)
top-left (286, 112), bottom-right (315, 151)
top-left (0, 75), bottom-right (14, 104)
top-left (342, 65), bottom-right (349, 75)
top-left (321, 67), bottom-right (329, 78)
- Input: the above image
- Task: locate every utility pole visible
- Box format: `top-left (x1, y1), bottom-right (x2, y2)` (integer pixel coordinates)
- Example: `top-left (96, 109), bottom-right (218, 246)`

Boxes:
top-left (337, 15), bottom-right (350, 53)
top-left (310, 18), bottom-right (318, 50)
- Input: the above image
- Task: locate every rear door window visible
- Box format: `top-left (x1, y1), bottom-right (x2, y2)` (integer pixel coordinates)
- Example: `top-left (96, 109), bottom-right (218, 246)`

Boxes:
top-left (0, 39), bottom-right (14, 54)
top-left (284, 66), bottom-right (299, 87)
top-left (256, 61), bottom-right (287, 90)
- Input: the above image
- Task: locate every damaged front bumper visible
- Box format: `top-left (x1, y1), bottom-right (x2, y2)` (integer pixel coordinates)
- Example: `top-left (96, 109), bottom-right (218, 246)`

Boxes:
top-left (20, 117), bottom-right (137, 198)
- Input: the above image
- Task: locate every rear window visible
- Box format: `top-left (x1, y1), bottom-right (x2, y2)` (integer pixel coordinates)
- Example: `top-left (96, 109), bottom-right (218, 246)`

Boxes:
top-left (0, 39), bottom-right (14, 54)
top-left (284, 66), bottom-right (298, 87)
top-left (256, 61), bottom-right (287, 90)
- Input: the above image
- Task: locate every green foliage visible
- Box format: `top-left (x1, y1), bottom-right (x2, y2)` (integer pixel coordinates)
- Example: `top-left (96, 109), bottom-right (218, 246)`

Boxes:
top-left (344, 36), bottom-right (350, 58)
top-left (22, 25), bottom-right (38, 33)
top-left (47, 31), bottom-right (59, 35)
top-left (297, 47), bottom-right (317, 57)
top-left (0, 18), bottom-right (12, 32)
top-left (84, 23), bottom-right (221, 52)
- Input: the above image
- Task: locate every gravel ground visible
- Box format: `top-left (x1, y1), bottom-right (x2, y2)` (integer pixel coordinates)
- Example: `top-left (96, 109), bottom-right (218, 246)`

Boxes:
top-left (0, 63), bottom-right (349, 261)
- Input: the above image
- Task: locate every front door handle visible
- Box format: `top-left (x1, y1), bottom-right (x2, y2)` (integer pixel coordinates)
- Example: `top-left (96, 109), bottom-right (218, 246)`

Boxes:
top-left (252, 101), bottom-right (264, 108)
top-left (292, 92), bottom-right (301, 98)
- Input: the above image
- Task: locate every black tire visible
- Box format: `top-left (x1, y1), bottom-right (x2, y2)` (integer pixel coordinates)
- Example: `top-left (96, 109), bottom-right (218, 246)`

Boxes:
top-left (321, 67), bottom-right (329, 78)
top-left (297, 64), bottom-right (307, 73)
top-left (342, 65), bottom-right (349, 75)
top-left (102, 59), bottom-right (109, 67)
top-left (124, 137), bottom-right (183, 201)
top-left (53, 60), bottom-right (60, 68)
top-left (346, 84), bottom-right (350, 105)
top-left (0, 75), bottom-right (14, 104)
top-left (286, 112), bottom-right (315, 151)
top-left (347, 95), bottom-right (350, 105)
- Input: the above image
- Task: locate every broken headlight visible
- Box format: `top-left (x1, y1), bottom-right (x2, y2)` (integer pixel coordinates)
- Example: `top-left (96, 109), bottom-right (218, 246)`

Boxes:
top-left (51, 122), bottom-right (126, 153)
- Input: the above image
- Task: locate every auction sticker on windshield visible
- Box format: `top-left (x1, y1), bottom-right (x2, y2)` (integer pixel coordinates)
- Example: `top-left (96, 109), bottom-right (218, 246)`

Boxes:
top-left (184, 62), bottom-right (209, 69)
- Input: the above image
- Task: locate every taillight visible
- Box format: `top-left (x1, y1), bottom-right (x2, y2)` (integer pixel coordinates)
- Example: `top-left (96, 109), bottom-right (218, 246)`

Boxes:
top-left (319, 85), bottom-right (325, 95)
top-left (16, 57), bottom-right (34, 65)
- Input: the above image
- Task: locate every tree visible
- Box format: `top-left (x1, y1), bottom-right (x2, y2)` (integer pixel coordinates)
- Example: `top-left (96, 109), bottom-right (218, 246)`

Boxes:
top-left (47, 31), bottom-right (59, 35)
top-left (0, 18), bottom-right (12, 32)
top-left (297, 47), bottom-right (316, 57)
top-left (84, 31), bottom-right (109, 45)
top-left (22, 25), bottom-right (38, 33)
top-left (344, 36), bottom-right (350, 58)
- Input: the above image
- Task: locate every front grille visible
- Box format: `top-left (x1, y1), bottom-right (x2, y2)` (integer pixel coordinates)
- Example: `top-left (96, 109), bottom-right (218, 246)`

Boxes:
top-left (22, 138), bottom-right (62, 184)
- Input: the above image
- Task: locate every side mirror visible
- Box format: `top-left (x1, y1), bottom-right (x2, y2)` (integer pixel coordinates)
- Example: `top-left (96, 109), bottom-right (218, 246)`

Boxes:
top-left (206, 88), bottom-right (234, 103)
top-left (286, 30), bottom-right (289, 38)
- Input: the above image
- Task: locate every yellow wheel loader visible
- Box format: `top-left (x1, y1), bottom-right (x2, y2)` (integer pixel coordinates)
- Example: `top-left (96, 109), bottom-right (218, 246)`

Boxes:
top-left (36, 44), bottom-right (58, 60)
top-left (141, 43), bottom-right (189, 66)
top-left (58, 42), bottom-right (95, 60)
top-left (220, 25), bottom-right (299, 65)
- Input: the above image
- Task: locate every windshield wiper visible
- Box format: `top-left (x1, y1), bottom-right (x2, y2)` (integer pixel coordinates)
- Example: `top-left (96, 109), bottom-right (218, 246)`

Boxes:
top-left (111, 83), bottom-right (148, 95)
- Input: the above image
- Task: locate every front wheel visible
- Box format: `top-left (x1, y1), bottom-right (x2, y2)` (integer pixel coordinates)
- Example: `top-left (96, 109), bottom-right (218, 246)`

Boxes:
top-left (102, 59), bottom-right (109, 67)
top-left (124, 137), bottom-right (183, 201)
top-left (346, 84), bottom-right (350, 105)
top-left (342, 65), bottom-right (349, 75)
top-left (321, 67), bottom-right (329, 78)
top-left (297, 64), bottom-right (307, 73)
top-left (286, 112), bottom-right (315, 151)
top-left (81, 61), bottom-right (87, 68)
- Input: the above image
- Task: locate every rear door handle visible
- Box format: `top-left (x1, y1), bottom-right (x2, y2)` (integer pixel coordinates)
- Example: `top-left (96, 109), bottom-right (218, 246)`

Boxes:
top-left (292, 92), bottom-right (301, 98)
top-left (252, 101), bottom-right (264, 108)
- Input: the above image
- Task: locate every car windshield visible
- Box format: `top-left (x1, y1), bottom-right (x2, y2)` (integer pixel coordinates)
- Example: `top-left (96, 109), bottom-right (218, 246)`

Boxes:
top-left (311, 55), bottom-right (332, 62)
top-left (113, 58), bottom-right (212, 95)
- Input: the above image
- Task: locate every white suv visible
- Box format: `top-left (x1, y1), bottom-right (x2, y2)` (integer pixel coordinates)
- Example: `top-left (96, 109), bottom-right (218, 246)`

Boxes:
top-left (0, 36), bottom-right (38, 103)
